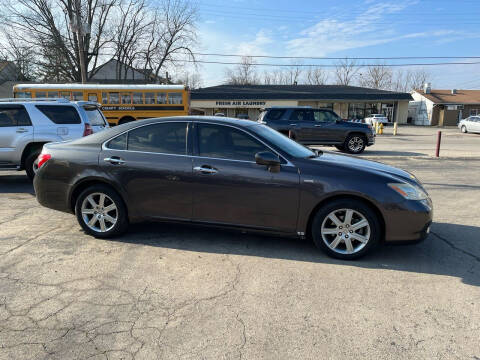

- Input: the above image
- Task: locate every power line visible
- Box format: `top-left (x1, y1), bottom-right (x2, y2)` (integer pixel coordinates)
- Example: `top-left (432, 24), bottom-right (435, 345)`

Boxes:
top-left (173, 59), bottom-right (480, 67)
top-left (191, 53), bottom-right (480, 61)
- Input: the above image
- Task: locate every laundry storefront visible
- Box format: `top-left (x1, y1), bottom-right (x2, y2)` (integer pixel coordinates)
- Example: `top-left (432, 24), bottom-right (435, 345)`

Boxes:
top-left (190, 84), bottom-right (412, 123)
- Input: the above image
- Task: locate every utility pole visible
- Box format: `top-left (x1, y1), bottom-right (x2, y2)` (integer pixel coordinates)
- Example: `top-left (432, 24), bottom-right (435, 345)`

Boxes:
top-left (74, 0), bottom-right (87, 83)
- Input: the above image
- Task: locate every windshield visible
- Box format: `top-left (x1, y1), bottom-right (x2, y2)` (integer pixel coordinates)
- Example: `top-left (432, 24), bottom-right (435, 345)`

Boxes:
top-left (84, 107), bottom-right (106, 126)
top-left (253, 124), bottom-right (316, 158)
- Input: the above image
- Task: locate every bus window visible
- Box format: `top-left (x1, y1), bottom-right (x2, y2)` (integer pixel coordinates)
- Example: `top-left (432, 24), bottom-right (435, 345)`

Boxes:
top-left (102, 92), bottom-right (108, 104)
top-left (121, 93), bottom-right (132, 104)
top-left (157, 93), bottom-right (167, 104)
top-left (16, 92), bottom-right (32, 98)
top-left (72, 91), bottom-right (83, 101)
top-left (36, 91), bottom-right (47, 98)
top-left (109, 92), bottom-right (120, 104)
top-left (46, 92), bottom-right (58, 98)
top-left (60, 91), bottom-right (71, 99)
top-left (168, 93), bottom-right (183, 104)
top-left (88, 93), bottom-right (98, 102)
top-left (145, 92), bottom-right (155, 104)
top-left (132, 92), bottom-right (143, 104)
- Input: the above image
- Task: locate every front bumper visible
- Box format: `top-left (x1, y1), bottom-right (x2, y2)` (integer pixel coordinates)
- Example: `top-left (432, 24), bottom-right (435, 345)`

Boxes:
top-left (383, 197), bottom-right (433, 243)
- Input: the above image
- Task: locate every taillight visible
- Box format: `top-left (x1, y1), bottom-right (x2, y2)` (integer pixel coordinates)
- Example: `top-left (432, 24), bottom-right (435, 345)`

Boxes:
top-left (37, 153), bottom-right (51, 169)
top-left (83, 123), bottom-right (93, 136)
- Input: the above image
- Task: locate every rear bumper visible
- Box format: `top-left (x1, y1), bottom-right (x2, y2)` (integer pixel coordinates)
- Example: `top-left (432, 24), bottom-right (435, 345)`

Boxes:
top-left (33, 166), bottom-right (72, 213)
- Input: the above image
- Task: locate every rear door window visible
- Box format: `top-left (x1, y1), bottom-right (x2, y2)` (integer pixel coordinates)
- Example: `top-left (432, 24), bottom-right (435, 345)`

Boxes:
top-left (0, 106), bottom-right (31, 127)
top-left (289, 110), bottom-right (312, 122)
top-left (313, 110), bottom-right (338, 123)
top-left (36, 105), bottom-right (81, 124)
top-left (127, 122), bottom-right (187, 155)
top-left (83, 107), bottom-right (106, 126)
top-left (265, 109), bottom-right (285, 121)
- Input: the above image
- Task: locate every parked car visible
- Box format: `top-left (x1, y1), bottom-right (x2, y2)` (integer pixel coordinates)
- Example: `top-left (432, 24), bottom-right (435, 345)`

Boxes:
top-left (458, 116), bottom-right (480, 133)
top-left (364, 114), bottom-right (388, 125)
top-left (34, 116), bottom-right (432, 260)
top-left (0, 98), bottom-right (108, 179)
top-left (258, 107), bottom-right (375, 154)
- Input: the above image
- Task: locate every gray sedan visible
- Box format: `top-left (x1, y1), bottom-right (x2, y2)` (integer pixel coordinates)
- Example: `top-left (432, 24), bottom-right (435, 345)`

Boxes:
top-left (459, 116), bottom-right (480, 133)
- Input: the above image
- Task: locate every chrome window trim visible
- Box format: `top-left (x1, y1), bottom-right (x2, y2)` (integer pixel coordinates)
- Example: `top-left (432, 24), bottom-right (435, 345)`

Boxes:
top-left (101, 119), bottom-right (295, 167)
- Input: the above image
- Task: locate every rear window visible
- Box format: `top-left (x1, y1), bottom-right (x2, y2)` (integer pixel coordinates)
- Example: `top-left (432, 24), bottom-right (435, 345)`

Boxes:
top-left (0, 105), bottom-right (31, 127)
top-left (265, 109), bottom-right (285, 121)
top-left (36, 105), bottom-right (81, 124)
top-left (107, 133), bottom-right (127, 150)
top-left (84, 107), bottom-right (106, 126)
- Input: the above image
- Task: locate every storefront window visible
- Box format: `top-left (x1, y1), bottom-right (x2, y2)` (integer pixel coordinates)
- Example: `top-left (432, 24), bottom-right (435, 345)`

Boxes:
top-left (364, 103), bottom-right (379, 117)
top-left (348, 103), bottom-right (365, 120)
top-left (381, 103), bottom-right (394, 122)
top-left (235, 108), bottom-right (249, 119)
top-left (317, 103), bottom-right (333, 110)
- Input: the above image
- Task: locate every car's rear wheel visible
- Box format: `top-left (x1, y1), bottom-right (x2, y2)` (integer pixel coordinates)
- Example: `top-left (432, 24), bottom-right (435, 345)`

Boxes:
top-left (344, 134), bottom-right (366, 154)
top-left (25, 150), bottom-right (41, 181)
top-left (461, 125), bottom-right (468, 133)
top-left (75, 185), bottom-right (128, 238)
top-left (311, 199), bottom-right (380, 259)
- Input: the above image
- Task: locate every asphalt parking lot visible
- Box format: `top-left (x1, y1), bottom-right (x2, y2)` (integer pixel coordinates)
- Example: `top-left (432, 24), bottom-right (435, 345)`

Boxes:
top-left (1, 126), bottom-right (479, 359)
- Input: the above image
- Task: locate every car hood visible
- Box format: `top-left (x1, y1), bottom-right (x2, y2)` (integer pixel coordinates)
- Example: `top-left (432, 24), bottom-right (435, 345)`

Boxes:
top-left (310, 152), bottom-right (416, 183)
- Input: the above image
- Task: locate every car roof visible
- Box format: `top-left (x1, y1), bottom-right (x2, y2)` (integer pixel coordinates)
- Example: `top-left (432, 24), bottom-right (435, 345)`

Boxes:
top-left (68, 116), bottom-right (259, 145)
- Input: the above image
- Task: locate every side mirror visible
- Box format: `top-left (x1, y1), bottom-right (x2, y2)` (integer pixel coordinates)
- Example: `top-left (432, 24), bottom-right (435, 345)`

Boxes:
top-left (255, 152), bottom-right (281, 172)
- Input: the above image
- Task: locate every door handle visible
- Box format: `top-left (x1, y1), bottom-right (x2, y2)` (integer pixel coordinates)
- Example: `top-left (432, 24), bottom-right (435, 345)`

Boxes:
top-left (289, 123), bottom-right (297, 126)
top-left (314, 124), bottom-right (322, 127)
top-left (16, 128), bottom-right (28, 133)
top-left (104, 157), bottom-right (125, 165)
top-left (193, 166), bottom-right (218, 175)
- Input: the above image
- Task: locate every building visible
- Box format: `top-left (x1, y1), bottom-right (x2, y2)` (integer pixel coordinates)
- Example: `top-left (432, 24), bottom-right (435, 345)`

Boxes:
top-left (190, 84), bottom-right (413, 122)
top-left (411, 84), bottom-right (480, 126)
top-left (89, 59), bottom-right (166, 84)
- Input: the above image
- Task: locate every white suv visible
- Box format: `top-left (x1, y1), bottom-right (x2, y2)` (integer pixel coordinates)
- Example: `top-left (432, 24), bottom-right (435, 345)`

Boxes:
top-left (0, 98), bottom-right (108, 179)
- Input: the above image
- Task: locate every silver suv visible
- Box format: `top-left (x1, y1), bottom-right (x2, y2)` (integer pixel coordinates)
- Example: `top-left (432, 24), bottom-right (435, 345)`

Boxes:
top-left (0, 98), bottom-right (108, 179)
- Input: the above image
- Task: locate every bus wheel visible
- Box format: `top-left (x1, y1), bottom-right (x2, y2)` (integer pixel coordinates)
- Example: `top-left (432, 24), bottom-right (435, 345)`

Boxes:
top-left (118, 117), bottom-right (135, 125)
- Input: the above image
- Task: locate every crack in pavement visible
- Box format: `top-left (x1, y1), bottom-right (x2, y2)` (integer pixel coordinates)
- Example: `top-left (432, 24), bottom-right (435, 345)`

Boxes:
top-left (431, 230), bottom-right (480, 263)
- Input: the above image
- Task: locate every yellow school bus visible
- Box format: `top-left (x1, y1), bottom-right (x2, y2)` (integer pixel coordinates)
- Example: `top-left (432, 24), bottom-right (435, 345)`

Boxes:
top-left (13, 84), bottom-right (189, 125)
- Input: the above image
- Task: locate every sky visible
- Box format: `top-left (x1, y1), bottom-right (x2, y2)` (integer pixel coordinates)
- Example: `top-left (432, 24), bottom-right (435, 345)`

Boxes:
top-left (190, 0), bottom-right (480, 88)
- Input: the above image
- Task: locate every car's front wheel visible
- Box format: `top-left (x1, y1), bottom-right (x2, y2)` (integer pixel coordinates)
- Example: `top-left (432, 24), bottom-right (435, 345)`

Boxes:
top-left (311, 199), bottom-right (381, 259)
top-left (75, 185), bottom-right (129, 238)
top-left (344, 134), bottom-right (366, 154)
top-left (461, 125), bottom-right (468, 133)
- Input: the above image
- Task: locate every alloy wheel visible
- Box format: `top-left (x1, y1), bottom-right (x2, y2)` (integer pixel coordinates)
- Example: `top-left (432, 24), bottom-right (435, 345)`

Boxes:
top-left (348, 136), bottom-right (364, 153)
top-left (320, 208), bottom-right (371, 255)
top-left (81, 192), bottom-right (118, 232)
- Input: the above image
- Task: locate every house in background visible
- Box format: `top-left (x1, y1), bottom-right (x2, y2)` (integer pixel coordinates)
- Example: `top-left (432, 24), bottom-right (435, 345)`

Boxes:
top-left (89, 59), bottom-right (167, 84)
top-left (411, 84), bottom-right (480, 126)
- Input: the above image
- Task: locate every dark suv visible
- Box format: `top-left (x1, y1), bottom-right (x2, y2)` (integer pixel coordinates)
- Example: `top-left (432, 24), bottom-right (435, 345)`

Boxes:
top-left (258, 107), bottom-right (375, 154)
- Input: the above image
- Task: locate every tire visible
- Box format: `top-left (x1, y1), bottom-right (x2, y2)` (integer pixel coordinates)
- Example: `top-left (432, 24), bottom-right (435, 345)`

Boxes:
top-left (344, 134), bottom-right (367, 154)
top-left (461, 125), bottom-right (467, 133)
top-left (75, 185), bottom-right (129, 238)
top-left (334, 144), bottom-right (345, 151)
top-left (25, 150), bottom-right (41, 181)
top-left (311, 199), bottom-right (381, 260)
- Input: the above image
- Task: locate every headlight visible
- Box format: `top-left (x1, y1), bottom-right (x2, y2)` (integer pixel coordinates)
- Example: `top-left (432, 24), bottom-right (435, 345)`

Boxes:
top-left (388, 183), bottom-right (428, 200)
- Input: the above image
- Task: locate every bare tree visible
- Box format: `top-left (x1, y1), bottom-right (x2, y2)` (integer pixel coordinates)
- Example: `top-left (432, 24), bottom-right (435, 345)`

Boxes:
top-left (334, 58), bottom-right (360, 86)
top-left (224, 56), bottom-right (260, 85)
top-left (174, 70), bottom-right (202, 89)
top-left (2, 0), bottom-right (116, 82)
top-left (141, 0), bottom-right (197, 83)
top-left (358, 64), bottom-right (392, 90)
top-left (0, 33), bottom-right (37, 81)
top-left (111, 0), bottom-right (152, 81)
top-left (305, 67), bottom-right (329, 85)
top-left (390, 68), bottom-right (430, 92)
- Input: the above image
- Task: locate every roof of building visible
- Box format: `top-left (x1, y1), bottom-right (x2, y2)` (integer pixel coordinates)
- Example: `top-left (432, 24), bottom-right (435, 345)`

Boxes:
top-left (191, 84), bottom-right (413, 101)
top-left (414, 89), bottom-right (480, 104)
top-left (14, 83), bottom-right (185, 90)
